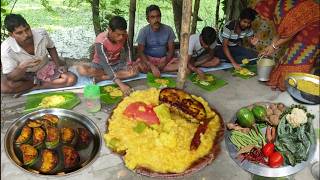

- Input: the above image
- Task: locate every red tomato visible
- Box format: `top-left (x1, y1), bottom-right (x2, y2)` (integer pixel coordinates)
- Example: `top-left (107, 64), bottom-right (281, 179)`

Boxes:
top-left (123, 102), bottom-right (160, 125)
top-left (262, 143), bottom-right (275, 157)
top-left (268, 151), bottom-right (284, 168)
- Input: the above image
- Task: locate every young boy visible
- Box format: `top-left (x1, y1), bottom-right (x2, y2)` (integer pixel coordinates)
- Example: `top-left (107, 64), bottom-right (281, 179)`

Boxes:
top-left (77, 16), bottom-right (138, 96)
top-left (215, 8), bottom-right (259, 70)
top-left (187, 26), bottom-right (220, 78)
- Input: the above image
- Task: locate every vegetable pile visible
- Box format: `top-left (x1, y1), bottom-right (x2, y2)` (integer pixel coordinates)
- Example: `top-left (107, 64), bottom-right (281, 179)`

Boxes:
top-left (227, 103), bottom-right (315, 168)
top-left (275, 105), bottom-right (315, 166)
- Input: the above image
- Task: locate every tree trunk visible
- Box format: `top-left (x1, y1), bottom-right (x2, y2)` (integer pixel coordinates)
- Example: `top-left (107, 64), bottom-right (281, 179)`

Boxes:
top-left (90, 0), bottom-right (101, 36)
top-left (171, 0), bottom-right (183, 41)
top-left (176, 0), bottom-right (192, 89)
top-left (215, 0), bottom-right (220, 27)
top-left (128, 0), bottom-right (136, 61)
top-left (191, 0), bottom-right (200, 34)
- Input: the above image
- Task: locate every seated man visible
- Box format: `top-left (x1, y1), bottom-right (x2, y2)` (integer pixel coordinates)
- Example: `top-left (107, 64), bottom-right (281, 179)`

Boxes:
top-left (187, 26), bottom-right (220, 78)
top-left (1, 14), bottom-right (77, 94)
top-left (135, 4), bottom-right (179, 77)
top-left (215, 8), bottom-right (259, 70)
top-left (77, 16), bottom-right (138, 96)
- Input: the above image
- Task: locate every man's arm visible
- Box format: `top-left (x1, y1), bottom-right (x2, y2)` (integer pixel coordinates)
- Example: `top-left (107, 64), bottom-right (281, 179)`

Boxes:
top-left (166, 41), bottom-right (175, 61)
top-left (95, 43), bottom-right (116, 79)
top-left (6, 60), bottom-right (40, 81)
top-left (137, 44), bottom-right (149, 64)
top-left (187, 55), bottom-right (205, 78)
top-left (222, 39), bottom-right (240, 69)
top-left (47, 47), bottom-right (60, 66)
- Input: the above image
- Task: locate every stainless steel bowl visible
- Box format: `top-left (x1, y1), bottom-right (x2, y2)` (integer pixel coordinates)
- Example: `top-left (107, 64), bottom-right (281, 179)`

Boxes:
top-left (4, 108), bottom-right (102, 177)
top-left (285, 73), bottom-right (320, 104)
top-left (225, 102), bottom-right (316, 177)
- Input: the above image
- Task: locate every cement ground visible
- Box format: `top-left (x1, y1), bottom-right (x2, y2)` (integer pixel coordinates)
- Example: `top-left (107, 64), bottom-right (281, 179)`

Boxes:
top-left (1, 70), bottom-right (319, 180)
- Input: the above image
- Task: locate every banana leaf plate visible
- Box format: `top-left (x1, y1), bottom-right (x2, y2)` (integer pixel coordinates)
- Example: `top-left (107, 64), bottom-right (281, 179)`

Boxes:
top-left (100, 84), bottom-right (123, 105)
top-left (189, 73), bottom-right (227, 91)
top-left (24, 92), bottom-right (80, 114)
top-left (231, 65), bottom-right (257, 79)
top-left (146, 72), bottom-right (176, 88)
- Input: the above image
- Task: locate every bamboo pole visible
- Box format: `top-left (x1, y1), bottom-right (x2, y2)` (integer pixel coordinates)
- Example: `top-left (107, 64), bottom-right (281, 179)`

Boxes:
top-left (191, 0), bottom-right (200, 34)
top-left (176, 0), bottom-right (192, 89)
top-left (215, 0), bottom-right (220, 27)
top-left (128, 0), bottom-right (136, 60)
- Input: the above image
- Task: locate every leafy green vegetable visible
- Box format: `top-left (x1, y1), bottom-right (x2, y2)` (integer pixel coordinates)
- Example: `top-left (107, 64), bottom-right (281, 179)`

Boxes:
top-left (275, 105), bottom-right (315, 166)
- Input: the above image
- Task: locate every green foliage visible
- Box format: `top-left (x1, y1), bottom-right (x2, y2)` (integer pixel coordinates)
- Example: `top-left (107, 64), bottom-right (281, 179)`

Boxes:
top-left (1, 0), bottom-right (10, 42)
top-left (40, 0), bottom-right (54, 12)
top-left (99, 0), bottom-right (128, 31)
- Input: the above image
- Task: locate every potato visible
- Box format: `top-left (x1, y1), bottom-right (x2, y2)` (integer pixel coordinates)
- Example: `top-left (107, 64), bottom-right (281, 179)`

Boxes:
top-left (269, 104), bottom-right (277, 111)
top-left (269, 114), bottom-right (280, 126)
top-left (266, 108), bottom-right (273, 117)
top-left (273, 109), bottom-right (282, 116)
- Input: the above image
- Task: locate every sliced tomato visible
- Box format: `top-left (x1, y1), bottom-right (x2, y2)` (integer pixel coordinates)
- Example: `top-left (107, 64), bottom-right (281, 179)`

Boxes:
top-left (123, 102), bottom-right (160, 125)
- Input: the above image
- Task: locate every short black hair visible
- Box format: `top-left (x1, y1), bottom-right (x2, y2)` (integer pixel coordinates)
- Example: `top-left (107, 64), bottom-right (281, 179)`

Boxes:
top-left (240, 8), bottom-right (258, 21)
top-left (109, 16), bottom-right (127, 31)
top-left (146, 5), bottom-right (161, 18)
top-left (4, 14), bottom-right (29, 33)
top-left (200, 26), bottom-right (217, 46)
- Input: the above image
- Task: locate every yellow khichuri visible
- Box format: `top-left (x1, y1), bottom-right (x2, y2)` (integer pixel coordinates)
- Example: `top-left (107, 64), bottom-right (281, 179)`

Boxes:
top-left (104, 86), bottom-right (123, 97)
top-left (104, 88), bottom-right (221, 173)
top-left (236, 67), bottom-right (255, 76)
top-left (288, 79), bottom-right (320, 96)
top-left (155, 78), bottom-right (169, 86)
top-left (39, 95), bottom-right (66, 108)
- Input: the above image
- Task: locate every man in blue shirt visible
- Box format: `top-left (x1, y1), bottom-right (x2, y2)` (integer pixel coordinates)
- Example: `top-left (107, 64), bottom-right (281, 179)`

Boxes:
top-left (135, 5), bottom-right (179, 77)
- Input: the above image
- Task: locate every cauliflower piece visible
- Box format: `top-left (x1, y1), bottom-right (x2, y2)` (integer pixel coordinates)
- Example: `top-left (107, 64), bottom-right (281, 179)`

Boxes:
top-left (286, 108), bottom-right (308, 128)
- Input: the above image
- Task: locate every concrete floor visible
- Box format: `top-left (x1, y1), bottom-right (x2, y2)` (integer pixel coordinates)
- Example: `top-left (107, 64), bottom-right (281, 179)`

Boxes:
top-left (1, 70), bottom-right (319, 180)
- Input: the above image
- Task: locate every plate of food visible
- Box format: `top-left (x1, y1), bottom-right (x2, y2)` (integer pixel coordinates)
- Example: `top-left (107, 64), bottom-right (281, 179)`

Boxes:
top-left (104, 88), bottom-right (224, 178)
top-left (24, 92), bottom-right (80, 113)
top-left (4, 108), bottom-right (102, 176)
top-left (232, 65), bottom-right (257, 79)
top-left (225, 102), bottom-right (316, 177)
top-left (100, 84), bottom-right (123, 105)
top-left (285, 73), bottom-right (320, 104)
top-left (188, 73), bottom-right (228, 91)
top-left (146, 73), bottom-right (176, 89)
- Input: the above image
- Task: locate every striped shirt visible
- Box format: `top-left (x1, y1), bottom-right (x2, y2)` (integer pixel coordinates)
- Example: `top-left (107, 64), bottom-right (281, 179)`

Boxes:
top-left (218, 20), bottom-right (253, 46)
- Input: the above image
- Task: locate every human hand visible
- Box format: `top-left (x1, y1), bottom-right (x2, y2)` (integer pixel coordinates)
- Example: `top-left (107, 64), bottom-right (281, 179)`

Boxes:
top-left (150, 64), bottom-right (161, 78)
top-left (57, 65), bottom-right (67, 73)
top-left (232, 63), bottom-right (241, 70)
top-left (250, 36), bottom-right (259, 46)
top-left (196, 68), bottom-right (206, 80)
top-left (118, 82), bottom-right (133, 97)
top-left (259, 45), bottom-right (275, 57)
top-left (158, 59), bottom-right (168, 70)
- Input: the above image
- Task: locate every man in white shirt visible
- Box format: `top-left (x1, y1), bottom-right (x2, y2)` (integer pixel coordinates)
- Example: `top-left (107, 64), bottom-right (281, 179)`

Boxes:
top-left (187, 26), bottom-right (220, 78)
top-left (1, 14), bottom-right (77, 94)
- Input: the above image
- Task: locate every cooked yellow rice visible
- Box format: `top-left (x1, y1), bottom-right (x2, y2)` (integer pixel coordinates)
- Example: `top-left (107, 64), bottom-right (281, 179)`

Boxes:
top-left (104, 88), bottom-right (221, 173)
top-left (289, 79), bottom-right (320, 96)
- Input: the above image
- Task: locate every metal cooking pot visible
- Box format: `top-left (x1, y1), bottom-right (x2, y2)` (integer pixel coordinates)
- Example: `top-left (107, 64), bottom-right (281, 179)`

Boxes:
top-left (285, 73), bottom-right (320, 104)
